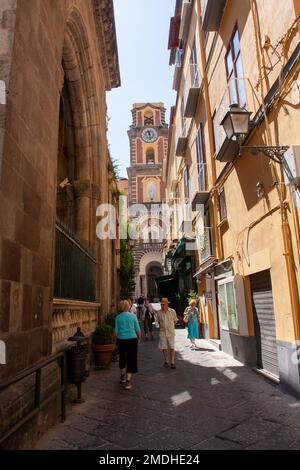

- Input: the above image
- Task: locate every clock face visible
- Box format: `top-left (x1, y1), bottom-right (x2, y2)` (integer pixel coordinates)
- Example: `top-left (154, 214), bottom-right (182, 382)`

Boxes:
top-left (141, 128), bottom-right (158, 143)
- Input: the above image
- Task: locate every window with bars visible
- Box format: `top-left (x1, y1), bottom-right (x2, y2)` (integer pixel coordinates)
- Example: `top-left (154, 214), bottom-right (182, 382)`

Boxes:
top-left (225, 27), bottom-right (246, 107)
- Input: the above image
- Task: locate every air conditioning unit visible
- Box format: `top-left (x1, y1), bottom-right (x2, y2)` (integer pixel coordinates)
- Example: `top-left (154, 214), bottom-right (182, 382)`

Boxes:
top-left (283, 146), bottom-right (300, 186)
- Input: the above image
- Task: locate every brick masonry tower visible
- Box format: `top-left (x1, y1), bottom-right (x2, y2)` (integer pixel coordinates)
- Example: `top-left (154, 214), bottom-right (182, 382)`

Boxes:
top-left (127, 103), bottom-right (169, 300)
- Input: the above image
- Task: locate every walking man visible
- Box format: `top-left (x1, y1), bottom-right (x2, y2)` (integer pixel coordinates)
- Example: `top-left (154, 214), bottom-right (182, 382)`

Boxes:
top-left (156, 298), bottom-right (178, 369)
top-left (143, 297), bottom-right (156, 341)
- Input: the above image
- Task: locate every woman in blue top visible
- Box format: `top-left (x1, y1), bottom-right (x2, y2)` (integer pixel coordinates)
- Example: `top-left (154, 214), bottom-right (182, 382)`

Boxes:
top-left (115, 300), bottom-right (141, 390)
top-left (183, 299), bottom-right (201, 349)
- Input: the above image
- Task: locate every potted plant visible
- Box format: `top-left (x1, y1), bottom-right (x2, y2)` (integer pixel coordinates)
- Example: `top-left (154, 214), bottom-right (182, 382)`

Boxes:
top-left (92, 324), bottom-right (116, 369)
top-left (187, 290), bottom-right (200, 304)
top-left (105, 313), bottom-right (116, 329)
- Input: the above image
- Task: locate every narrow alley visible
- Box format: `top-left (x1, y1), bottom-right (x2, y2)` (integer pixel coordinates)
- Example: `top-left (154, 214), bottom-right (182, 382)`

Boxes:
top-left (1, 0), bottom-right (300, 454)
top-left (36, 328), bottom-right (300, 451)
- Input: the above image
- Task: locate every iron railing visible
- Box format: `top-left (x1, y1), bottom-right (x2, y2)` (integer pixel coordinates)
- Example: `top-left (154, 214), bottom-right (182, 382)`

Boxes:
top-left (54, 222), bottom-right (96, 302)
top-left (135, 242), bottom-right (164, 252)
top-left (0, 352), bottom-right (67, 447)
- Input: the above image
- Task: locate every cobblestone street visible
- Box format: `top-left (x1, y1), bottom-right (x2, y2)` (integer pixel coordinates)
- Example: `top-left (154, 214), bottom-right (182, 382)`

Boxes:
top-left (35, 328), bottom-right (300, 450)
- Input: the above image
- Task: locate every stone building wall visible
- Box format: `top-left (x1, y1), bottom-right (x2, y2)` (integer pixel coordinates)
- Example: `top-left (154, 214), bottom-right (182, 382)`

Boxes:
top-left (0, 0), bottom-right (17, 170)
top-left (0, 0), bottom-right (120, 448)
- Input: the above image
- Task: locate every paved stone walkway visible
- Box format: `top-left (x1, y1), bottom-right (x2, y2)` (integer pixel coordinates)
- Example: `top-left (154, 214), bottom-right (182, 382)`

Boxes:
top-left (35, 328), bottom-right (300, 450)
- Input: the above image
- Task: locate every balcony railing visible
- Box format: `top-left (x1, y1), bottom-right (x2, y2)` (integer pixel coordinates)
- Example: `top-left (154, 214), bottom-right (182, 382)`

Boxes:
top-left (198, 227), bottom-right (213, 263)
top-left (201, 0), bottom-right (226, 32)
top-left (135, 242), bottom-right (164, 252)
top-left (184, 64), bottom-right (202, 118)
top-left (54, 222), bottom-right (96, 302)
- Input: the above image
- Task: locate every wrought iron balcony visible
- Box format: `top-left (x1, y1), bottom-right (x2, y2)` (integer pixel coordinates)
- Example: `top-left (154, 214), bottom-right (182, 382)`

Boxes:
top-left (184, 64), bottom-right (202, 118)
top-left (135, 242), bottom-right (164, 252)
top-left (201, 0), bottom-right (226, 32)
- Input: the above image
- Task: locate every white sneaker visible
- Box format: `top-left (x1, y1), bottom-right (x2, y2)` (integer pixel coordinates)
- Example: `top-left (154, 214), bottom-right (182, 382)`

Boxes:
top-left (124, 381), bottom-right (132, 390)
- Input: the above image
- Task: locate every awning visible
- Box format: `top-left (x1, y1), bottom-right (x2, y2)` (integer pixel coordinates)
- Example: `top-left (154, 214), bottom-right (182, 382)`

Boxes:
top-left (193, 261), bottom-right (217, 279)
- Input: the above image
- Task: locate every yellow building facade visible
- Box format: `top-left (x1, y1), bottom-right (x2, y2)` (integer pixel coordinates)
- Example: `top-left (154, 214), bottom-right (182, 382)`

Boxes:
top-left (165, 0), bottom-right (300, 394)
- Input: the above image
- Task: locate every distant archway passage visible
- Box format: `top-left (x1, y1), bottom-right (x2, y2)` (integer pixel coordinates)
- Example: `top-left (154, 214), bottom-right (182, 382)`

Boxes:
top-left (146, 262), bottom-right (163, 301)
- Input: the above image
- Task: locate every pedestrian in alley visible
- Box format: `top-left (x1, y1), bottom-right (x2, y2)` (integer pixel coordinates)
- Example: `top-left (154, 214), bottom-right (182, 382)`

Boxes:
top-left (114, 300), bottom-right (141, 390)
top-left (156, 298), bottom-right (178, 369)
top-left (183, 299), bottom-right (201, 349)
top-left (136, 295), bottom-right (145, 321)
top-left (143, 297), bottom-right (156, 341)
top-left (128, 297), bottom-right (137, 316)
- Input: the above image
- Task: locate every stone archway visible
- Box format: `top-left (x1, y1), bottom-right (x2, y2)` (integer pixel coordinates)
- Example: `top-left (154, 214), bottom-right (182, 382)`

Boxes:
top-left (136, 251), bottom-right (163, 298)
top-left (53, 7), bottom-right (106, 347)
top-left (58, 8), bottom-right (101, 247)
top-left (146, 261), bottom-right (163, 301)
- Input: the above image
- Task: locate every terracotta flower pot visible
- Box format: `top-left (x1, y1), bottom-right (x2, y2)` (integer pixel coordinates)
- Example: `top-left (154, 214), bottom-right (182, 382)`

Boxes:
top-left (92, 343), bottom-right (116, 369)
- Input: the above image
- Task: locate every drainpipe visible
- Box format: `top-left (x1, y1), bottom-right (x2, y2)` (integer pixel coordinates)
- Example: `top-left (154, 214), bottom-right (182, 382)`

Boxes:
top-left (250, 0), bottom-right (300, 341)
top-left (196, 0), bottom-right (223, 262)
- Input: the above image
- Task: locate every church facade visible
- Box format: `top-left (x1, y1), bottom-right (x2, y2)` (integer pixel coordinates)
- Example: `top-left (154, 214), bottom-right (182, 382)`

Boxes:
top-left (0, 0), bottom-right (120, 448)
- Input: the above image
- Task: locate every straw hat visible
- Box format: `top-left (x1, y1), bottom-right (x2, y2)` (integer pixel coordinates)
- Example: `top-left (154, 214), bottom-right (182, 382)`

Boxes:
top-left (160, 297), bottom-right (170, 305)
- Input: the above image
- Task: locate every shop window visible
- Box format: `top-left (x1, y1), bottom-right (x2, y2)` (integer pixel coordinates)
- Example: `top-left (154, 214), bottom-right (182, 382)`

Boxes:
top-left (218, 279), bottom-right (238, 331)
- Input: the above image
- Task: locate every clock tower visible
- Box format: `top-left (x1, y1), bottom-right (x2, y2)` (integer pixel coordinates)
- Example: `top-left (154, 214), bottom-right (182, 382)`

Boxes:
top-left (127, 103), bottom-right (169, 300)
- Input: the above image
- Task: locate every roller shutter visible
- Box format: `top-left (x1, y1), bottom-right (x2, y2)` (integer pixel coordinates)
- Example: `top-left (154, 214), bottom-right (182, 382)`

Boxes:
top-left (250, 270), bottom-right (279, 377)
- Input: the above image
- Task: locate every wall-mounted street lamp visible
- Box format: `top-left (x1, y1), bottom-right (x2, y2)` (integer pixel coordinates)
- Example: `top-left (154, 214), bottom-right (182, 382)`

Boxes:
top-left (221, 104), bottom-right (289, 164)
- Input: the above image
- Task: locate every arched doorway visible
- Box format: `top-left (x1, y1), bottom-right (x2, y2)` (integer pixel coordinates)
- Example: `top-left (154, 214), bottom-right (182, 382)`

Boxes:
top-left (54, 9), bottom-right (99, 303)
top-left (146, 262), bottom-right (163, 301)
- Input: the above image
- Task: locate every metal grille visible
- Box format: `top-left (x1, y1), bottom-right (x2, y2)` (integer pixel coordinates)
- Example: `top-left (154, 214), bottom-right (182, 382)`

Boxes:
top-left (54, 222), bottom-right (96, 302)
